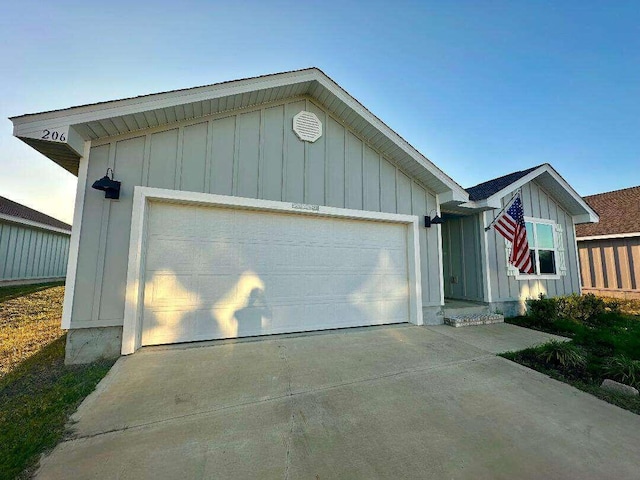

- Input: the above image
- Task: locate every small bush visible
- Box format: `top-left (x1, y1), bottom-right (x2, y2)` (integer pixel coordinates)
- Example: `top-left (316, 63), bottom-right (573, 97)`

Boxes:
top-left (557, 293), bottom-right (606, 326)
top-left (526, 294), bottom-right (559, 325)
top-left (536, 340), bottom-right (587, 370)
top-left (603, 299), bottom-right (622, 315)
top-left (602, 355), bottom-right (640, 388)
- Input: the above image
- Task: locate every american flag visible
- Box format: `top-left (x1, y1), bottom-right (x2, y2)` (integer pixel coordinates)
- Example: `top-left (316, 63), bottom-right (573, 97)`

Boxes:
top-left (493, 195), bottom-right (534, 274)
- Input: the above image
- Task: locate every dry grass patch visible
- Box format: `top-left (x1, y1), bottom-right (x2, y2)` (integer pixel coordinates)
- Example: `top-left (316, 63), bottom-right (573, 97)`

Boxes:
top-left (0, 285), bottom-right (65, 377)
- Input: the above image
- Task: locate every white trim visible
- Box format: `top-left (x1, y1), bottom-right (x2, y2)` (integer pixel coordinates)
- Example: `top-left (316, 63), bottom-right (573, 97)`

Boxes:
top-left (122, 187), bottom-right (423, 355)
top-left (480, 211), bottom-right (493, 302)
top-left (577, 232), bottom-right (640, 241)
top-left (435, 195), bottom-right (445, 306)
top-left (0, 213), bottom-right (71, 235)
top-left (514, 216), bottom-right (561, 281)
top-left (61, 141), bottom-right (90, 329)
top-left (574, 223), bottom-right (583, 294)
top-left (67, 319), bottom-right (124, 329)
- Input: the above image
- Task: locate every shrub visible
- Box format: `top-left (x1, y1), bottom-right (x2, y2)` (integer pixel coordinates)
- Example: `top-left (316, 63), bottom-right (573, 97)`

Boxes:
top-left (536, 340), bottom-right (587, 370)
top-left (557, 293), bottom-right (606, 326)
top-left (603, 298), bottom-right (622, 315)
top-left (526, 294), bottom-right (559, 325)
top-left (602, 355), bottom-right (640, 388)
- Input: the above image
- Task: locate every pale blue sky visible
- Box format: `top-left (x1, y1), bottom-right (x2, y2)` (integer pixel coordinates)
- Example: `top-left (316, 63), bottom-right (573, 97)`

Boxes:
top-left (1, 1), bottom-right (638, 224)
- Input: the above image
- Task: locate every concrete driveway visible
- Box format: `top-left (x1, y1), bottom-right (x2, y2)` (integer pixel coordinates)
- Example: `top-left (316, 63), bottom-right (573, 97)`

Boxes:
top-left (37, 324), bottom-right (640, 479)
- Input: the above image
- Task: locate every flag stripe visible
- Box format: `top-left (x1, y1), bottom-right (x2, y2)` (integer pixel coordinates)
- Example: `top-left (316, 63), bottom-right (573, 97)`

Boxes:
top-left (492, 195), bottom-right (534, 274)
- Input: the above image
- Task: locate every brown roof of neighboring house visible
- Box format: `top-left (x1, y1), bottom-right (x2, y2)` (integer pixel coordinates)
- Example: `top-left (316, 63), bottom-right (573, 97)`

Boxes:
top-left (0, 196), bottom-right (71, 232)
top-left (576, 186), bottom-right (640, 238)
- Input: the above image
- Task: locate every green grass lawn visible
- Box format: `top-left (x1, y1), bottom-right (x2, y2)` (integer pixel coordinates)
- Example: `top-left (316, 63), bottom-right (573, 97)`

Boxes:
top-left (0, 283), bottom-right (115, 480)
top-left (503, 296), bottom-right (640, 415)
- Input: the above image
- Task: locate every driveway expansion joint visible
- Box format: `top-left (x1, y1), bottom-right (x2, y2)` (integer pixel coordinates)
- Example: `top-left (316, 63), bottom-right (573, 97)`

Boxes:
top-left (66, 353), bottom-right (494, 442)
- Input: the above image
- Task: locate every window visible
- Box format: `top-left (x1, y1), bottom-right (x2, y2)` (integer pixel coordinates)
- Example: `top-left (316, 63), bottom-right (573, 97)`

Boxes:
top-left (525, 221), bottom-right (556, 275)
top-left (505, 217), bottom-right (566, 279)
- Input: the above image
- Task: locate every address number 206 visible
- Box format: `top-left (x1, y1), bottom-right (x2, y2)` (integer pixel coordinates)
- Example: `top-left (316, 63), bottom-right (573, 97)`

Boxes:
top-left (41, 129), bottom-right (66, 142)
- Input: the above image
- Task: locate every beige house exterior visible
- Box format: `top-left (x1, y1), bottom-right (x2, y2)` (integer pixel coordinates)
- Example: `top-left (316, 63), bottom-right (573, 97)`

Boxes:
top-left (576, 186), bottom-right (640, 299)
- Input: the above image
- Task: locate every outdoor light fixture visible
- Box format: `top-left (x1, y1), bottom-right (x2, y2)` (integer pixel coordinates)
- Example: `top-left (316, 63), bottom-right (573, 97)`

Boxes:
top-left (425, 210), bottom-right (444, 228)
top-left (92, 168), bottom-right (121, 199)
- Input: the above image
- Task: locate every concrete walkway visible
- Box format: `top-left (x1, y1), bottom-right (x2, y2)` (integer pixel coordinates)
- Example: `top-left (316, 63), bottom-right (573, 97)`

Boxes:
top-left (36, 324), bottom-right (640, 479)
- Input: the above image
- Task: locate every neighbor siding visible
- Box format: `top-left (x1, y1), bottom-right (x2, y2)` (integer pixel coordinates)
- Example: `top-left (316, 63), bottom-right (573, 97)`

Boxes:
top-left (485, 180), bottom-right (580, 302)
top-left (0, 221), bottom-right (70, 283)
top-left (71, 97), bottom-right (441, 328)
top-left (578, 236), bottom-right (640, 299)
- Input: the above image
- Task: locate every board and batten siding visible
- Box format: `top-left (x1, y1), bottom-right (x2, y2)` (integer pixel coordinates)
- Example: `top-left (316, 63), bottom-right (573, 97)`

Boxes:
top-left (578, 237), bottom-right (640, 299)
top-left (0, 221), bottom-right (70, 282)
top-left (484, 180), bottom-right (580, 302)
top-left (71, 97), bottom-right (441, 328)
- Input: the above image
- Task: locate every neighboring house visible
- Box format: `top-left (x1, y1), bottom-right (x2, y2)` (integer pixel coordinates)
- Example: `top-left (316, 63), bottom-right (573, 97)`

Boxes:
top-left (9, 68), bottom-right (597, 364)
top-left (0, 196), bottom-right (71, 285)
top-left (575, 186), bottom-right (640, 299)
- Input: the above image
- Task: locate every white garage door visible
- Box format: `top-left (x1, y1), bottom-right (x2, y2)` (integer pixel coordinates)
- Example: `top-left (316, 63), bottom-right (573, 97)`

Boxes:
top-left (141, 201), bottom-right (411, 346)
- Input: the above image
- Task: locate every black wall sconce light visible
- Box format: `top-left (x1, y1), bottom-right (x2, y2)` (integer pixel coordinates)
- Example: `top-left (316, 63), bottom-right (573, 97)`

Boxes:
top-left (425, 209), bottom-right (444, 228)
top-left (92, 168), bottom-right (121, 199)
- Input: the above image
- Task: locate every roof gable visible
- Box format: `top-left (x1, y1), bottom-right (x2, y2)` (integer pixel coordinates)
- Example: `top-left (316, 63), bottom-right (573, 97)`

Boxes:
top-left (576, 186), bottom-right (640, 238)
top-left (11, 68), bottom-right (468, 203)
top-left (0, 196), bottom-right (71, 233)
top-left (466, 165), bottom-right (542, 201)
top-left (457, 164), bottom-right (598, 224)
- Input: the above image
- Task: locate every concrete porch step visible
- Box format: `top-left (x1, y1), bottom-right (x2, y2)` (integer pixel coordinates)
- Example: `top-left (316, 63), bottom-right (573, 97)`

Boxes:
top-left (445, 304), bottom-right (491, 316)
top-left (444, 313), bottom-right (505, 328)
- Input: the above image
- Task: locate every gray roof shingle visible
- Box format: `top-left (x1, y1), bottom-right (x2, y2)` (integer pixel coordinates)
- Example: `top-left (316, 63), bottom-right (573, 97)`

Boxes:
top-left (0, 196), bottom-right (71, 232)
top-left (465, 165), bottom-right (543, 201)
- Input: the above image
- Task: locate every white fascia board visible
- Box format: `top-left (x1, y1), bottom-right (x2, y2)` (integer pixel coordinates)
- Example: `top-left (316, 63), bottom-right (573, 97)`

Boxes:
top-left (456, 197), bottom-right (502, 210)
top-left (13, 125), bottom-right (85, 157)
top-left (11, 68), bottom-right (467, 200)
top-left (483, 164), bottom-right (599, 221)
top-left (577, 232), bottom-right (640, 241)
top-left (10, 69), bottom-right (321, 130)
top-left (437, 189), bottom-right (470, 205)
top-left (0, 213), bottom-right (71, 235)
top-left (573, 212), bottom-right (600, 224)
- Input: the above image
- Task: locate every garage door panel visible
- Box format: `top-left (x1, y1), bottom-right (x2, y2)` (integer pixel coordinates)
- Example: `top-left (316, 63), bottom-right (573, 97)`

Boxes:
top-left (141, 202), bottom-right (413, 346)
top-left (146, 273), bottom-right (196, 305)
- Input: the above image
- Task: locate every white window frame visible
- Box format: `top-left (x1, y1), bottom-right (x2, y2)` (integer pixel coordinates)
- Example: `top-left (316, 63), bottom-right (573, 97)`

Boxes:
top-left (512, 217), bottom-right (564, 280)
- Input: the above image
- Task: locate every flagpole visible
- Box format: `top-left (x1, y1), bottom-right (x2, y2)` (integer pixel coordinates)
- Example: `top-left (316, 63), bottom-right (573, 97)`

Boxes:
top-left (483, 189), bottom-right (522, 232)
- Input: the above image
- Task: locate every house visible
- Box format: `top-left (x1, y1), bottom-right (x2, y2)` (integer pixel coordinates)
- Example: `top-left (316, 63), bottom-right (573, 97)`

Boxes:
top-left (575, 186), bottom-right (640, 299)
top-left (9, 68), bottom-right (598, 363)
top-left (0, 196), bottom-right (71, 285)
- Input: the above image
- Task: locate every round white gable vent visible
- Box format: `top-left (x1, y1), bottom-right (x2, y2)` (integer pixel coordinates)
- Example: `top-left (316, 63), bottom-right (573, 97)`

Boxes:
top-left (293, 111), bottom-right (323, 143)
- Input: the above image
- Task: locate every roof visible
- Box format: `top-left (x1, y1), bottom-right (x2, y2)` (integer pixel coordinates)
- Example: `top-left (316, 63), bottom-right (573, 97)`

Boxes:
top-left (450, 163), bottom-right (598, 224)
top-left (0, 196), bottom-right (71, 233)
top-left (576, 186), bottom-right (640, 238)
top-left (10, 67), bottom-right (468, 204)
top-left (466, 165), bottom-right (543, 201)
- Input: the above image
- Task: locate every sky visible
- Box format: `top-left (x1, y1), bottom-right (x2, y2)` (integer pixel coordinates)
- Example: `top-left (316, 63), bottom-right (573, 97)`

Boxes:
top-left (1, 1), bottom-right (638, 225)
